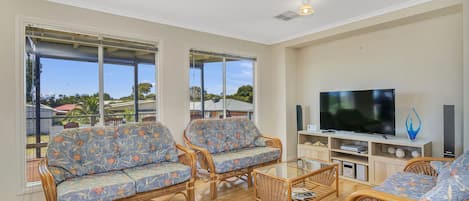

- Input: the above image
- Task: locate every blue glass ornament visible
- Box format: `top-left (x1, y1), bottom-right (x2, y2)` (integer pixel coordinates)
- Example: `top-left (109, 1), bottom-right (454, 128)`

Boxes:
top-left (406, 108), bottom-right (422, 141)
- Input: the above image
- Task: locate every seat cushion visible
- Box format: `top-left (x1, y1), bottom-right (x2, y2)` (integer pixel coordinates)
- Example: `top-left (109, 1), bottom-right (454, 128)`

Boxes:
top-left (373, 172), bottom-right (436, 200)
top-left (123, 162), bottom-right (192, 193)
top-left (212, 147), bottom-right (281, 173)
top-left (57, 171), bottom-right (135, 201)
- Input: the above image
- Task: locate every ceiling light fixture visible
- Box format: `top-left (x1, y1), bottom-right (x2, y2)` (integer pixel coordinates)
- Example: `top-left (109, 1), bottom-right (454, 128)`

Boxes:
top-left (298, 0), bottom-right (314, 16)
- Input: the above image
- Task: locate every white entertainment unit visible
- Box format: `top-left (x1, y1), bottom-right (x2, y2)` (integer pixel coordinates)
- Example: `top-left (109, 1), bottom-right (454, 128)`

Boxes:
top-left (297, 131), bottom-right (432, 185)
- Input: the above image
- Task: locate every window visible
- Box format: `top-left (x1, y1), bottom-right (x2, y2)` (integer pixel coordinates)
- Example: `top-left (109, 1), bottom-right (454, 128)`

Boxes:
top-left (24, 27), bottom-right (158, 184)
top-left (189, 50), bottom-right (255, 121)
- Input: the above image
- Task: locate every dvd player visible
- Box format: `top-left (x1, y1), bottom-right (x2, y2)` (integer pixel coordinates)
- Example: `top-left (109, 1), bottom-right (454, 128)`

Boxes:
top-left (340, 144), bottom-right (367, 152)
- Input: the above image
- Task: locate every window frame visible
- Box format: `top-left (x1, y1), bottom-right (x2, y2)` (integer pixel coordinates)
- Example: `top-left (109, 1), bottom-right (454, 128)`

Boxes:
top-left (16, 19), bottom-right (161, 194)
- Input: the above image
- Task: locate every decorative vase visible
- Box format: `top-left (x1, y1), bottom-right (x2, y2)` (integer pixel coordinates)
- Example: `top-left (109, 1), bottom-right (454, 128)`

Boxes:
top-left (387, 147), bottom-right (396, 154)
top-left (411, 150), bottom-right (421, 158)
top-left (395, 148), bottom-right (405, 158)
top-left (406, 108), bottom-right (422, 142)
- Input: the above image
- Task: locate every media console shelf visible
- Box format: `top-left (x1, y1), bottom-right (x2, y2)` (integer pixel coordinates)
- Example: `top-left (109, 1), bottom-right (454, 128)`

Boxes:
top-left (297, 131), bottom-right (432, 185)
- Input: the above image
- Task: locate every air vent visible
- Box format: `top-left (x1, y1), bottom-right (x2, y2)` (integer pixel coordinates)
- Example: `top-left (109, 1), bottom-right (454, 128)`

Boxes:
top-left (274, 11), bottom-right (300, 21)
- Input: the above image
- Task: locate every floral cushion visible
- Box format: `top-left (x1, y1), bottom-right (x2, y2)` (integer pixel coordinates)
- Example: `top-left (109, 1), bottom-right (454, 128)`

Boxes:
top-left (47, 122), bottom-right (179, 183)
top-left (116, 123), bottom-right (179, 169)
top-left (212, 147), bottom-right (281, 173)
top-left (123, 162), bottom-right (192, 193)
top-left (430, 160), bottom-right (452, 183)
top-left (57, 171), bottom-right (135, 201)
top-left (420, 150), bottom-right (469, 201)
top-left (185, 118), bottom-right (261, 154)
top-left (373, 172), bottom-right (436, 200)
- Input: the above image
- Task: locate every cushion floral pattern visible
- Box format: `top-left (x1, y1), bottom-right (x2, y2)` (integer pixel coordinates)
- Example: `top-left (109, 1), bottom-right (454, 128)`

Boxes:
top-left (185, 118), bottom-right (261, 154)
top-left (430, 160), bottom-right (452, 183)
top-left (116, 123), bottom-right (179, 169)
top-left (211, 147), bottom-right (281, 173)
top-left (47, 122), bottom-right (179, 184)
top-left (373, 172), bottom-right (436, 200)
top-left (420, 150), bottom-right (469, 201)
top-left (123, 162), bottom-right (192, 193)
top-left (57, 171), bottom-right (135, 201)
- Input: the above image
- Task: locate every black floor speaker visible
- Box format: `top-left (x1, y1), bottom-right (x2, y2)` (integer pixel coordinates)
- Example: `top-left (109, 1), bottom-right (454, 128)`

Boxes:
top-left (296, 105), bottom-right (303, 131)
top-left (443, 105), bottom-right (456, 158)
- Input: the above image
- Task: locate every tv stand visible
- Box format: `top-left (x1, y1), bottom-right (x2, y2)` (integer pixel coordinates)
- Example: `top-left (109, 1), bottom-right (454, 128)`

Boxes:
top-left (297, 131), bottom-right (431, 185)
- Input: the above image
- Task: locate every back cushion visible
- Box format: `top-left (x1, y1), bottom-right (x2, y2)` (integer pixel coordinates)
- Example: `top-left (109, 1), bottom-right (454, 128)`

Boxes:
top-left (116, 122), bottom-right (179, 169)
top-left (186, 118), bottom-right (261, 154)
top-left (47, 122), bottom-right (178, 183)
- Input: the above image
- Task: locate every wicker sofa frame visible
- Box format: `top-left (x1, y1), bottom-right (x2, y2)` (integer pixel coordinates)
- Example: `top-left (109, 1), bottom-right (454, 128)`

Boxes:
top-left (183, 131), bottom-right (282, 200)
top-left (39, 144), bottom-right (197, 201)
top-left (346, 157), bottom-right (456, 201)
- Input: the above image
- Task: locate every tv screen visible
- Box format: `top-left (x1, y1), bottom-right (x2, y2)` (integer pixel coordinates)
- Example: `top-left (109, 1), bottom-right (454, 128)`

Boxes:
top-left (320, 89), bottom-right (395, 135)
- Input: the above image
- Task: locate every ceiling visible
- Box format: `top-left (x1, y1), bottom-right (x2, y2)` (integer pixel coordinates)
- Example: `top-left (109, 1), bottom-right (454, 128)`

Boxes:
top-left (48, 0), bottom-right (432, 45)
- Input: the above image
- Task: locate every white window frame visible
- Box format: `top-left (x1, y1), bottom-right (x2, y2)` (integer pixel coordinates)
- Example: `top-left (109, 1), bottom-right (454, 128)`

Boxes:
top-left (16, 17), bottom-right (161, 194)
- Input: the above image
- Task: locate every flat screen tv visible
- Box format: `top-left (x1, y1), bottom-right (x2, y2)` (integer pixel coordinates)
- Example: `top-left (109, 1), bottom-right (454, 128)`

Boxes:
top-left (320, 89), bottom-right (395, 135)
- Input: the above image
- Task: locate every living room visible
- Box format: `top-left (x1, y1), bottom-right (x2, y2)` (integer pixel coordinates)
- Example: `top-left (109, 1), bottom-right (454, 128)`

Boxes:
top-left (1, 0), bottom-right (469, 201)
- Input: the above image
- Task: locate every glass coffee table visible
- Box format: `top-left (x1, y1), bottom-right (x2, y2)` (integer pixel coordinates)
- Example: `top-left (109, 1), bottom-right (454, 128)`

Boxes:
top-left (253, 158), bottom-right (338, 201)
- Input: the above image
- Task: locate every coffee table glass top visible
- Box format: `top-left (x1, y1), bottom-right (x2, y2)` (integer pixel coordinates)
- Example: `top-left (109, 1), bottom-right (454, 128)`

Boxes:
top-left (255, 158), bottom-right (333, 179)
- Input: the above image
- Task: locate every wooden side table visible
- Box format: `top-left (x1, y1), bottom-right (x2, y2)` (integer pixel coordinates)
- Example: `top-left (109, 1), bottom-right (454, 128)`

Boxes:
top-left (253, 158), bottom-right (338, 201)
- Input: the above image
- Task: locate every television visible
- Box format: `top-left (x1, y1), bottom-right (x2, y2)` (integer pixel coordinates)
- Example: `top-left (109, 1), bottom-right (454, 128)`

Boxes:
top-left (320, 89), bottom-right (395, 135)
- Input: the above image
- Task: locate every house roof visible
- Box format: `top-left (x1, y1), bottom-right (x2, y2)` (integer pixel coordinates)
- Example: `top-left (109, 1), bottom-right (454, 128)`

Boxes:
top-left (54, 104), bottom-right (78, 111)
top-left (106, 99), bottom-right (253, 112)
top-left (189, 99), bottom-right (253, 112)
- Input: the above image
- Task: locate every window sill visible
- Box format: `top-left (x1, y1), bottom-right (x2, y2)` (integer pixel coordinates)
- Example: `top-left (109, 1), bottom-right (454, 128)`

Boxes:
top-left (18, 182), bottom-right (43, 195)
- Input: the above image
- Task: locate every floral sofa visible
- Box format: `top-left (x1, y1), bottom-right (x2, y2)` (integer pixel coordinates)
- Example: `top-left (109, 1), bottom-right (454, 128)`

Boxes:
top-left (183, 118), bottom-right (282, 200)
top-left (347, 150), bottom-right (469, 201)
top-left (39, 122), bottom-right (196, 201)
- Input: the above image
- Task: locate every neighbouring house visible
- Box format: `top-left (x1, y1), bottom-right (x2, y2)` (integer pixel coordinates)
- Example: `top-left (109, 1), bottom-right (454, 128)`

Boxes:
top-left (26, 104), bottom-right (56, 135)
top-left (189, 99), bottom-right (254, 120)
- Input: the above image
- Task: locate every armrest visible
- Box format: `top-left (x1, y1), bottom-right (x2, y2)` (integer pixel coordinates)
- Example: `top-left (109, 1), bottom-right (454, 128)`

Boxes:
top-left (260, 135), bottom-right (282, 162)
top-left (176, 144), bottom-right (197, 179)
top-left (346, 189), bottom-right (415, 201)
top-left (404, 157), bottom-right (454, 176)
top-left (183, 133), bottom-right (216, 173)
top-left (38, 159), bottom-right (57, 201)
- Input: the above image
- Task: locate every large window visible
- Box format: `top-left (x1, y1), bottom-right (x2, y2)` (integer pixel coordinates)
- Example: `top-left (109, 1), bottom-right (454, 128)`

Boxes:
top-left (189, 50), bottom-right (255, 121)
top-left (24, 27), bottom-right (158, 184)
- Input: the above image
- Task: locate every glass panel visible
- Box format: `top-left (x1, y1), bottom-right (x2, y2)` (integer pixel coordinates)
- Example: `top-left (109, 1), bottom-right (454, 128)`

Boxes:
top-left (255, 159), bottom-right (333, 179)
top-left (104, 62), bottom-right (135, 125)
top-left (226, 59), bottom-right (254, 120)
top-left (104, 48), bottom-right (157, 124)
top-left (189, 54), bottom-right (224, 121)
top-left (138, 61), bottom-right (157, 122)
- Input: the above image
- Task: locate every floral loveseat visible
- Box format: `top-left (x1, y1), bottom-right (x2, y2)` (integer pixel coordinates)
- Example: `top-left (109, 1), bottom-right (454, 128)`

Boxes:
top-left (39, 122), bottom-right (196, 201)
top-left (184, 118), bottom-right (282, 200)
top-left (347, 150), bottom-right (469, 201)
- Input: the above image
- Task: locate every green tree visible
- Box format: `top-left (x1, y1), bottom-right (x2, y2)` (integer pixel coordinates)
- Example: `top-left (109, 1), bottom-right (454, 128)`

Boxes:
top-left (228, 85), bottom-right (253, 103)
top-left (65, 96), bottom-right (100, 126)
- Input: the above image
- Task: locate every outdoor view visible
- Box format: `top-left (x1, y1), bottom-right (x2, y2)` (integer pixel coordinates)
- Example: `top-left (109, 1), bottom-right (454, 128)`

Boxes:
top-left (189, 53), bottom-right (254, 121)
top-left (25, 27), bottom-right (157, 184)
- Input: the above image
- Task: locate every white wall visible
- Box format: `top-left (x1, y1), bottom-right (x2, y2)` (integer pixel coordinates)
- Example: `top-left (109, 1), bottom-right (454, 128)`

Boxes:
top-left (464, 0), bottom-right (469, 151)
top-left (296, 9), bottom-right (463, 157)
top-left (0, 0), bottom-right (274, 200)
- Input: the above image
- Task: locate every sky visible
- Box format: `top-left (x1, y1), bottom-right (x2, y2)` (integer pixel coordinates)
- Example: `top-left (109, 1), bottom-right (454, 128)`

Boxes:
top-left (190, 60), bottom-right (254, 95)
top-left (40, 58), bottom-right (253, 99)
